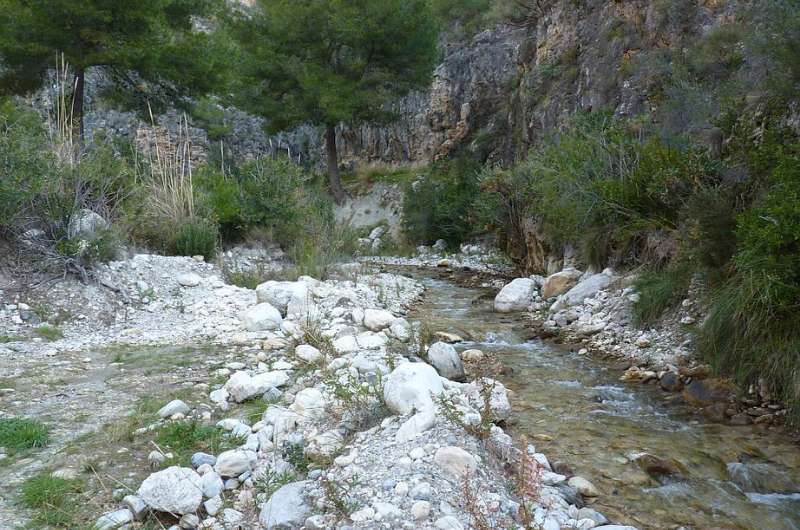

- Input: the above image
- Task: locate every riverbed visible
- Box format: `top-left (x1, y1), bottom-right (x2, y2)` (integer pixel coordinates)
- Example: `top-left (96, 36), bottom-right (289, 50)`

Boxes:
top-left (409, 273), bottom-right (800, 530)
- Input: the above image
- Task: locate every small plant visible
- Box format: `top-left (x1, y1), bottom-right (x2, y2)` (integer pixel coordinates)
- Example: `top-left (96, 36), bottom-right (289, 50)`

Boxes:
top-left (19, 473), bottom-right (84, 527)
top-left (34, 324), bottom-right (63, 341)
top-left (255, 469), bottom-right (295, 499)
top-left (325, 370), bottom-right (386, 429)
top-left (283, 442), bottom-right (310, 474)
top-left (298, 314), bottom-right (335, 360)
top-left (435, 380), bottom-right (498, 440)
top-left (0, 417), bottom-right (49, 453)
top-left (321, 476), bottom-right (360, 518)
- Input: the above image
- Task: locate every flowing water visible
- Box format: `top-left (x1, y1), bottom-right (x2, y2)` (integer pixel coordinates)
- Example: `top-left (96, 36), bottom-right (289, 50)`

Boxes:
top-left (409, 273), bottom-right (800, 530)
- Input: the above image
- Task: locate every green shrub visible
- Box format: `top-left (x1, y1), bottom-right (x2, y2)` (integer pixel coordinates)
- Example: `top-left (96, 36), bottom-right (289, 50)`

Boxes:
top-left (34, 324), bottom-right (64, 341)
top-left (402, 157), bottom-right (482, 248)
top-left (697, 155), bottom-right (800, 420)
top-left (632, 265), bottom-right (693, 326)
top-left (0, 417), bottom-right (49, 452)
top-left (168, 219), bottom-right (219, 260)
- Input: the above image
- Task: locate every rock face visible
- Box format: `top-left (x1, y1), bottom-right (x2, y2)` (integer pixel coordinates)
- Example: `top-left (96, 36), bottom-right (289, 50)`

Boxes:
top-left (494, 278), bottom-right (537, 312)
top-left (426, 342), bottom-right (466, 381)
top-left (137, 466), bottom-right (203, 515)
top-left (383, 362), bottom-right (444, 415)
top-left (259, 480), bottom-right (312, 529)
top-left (240, 303), bottom-right (283, 331)
top-left (541, 268), bottom-right (583, 299)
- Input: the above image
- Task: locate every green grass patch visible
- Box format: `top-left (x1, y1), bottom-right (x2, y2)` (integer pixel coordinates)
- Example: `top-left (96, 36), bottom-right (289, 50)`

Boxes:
top-left (632, 265), bottom-right (692, 326)
top-left (0, 417), bottom-right (49, 453)
top-left (33, 324), bottom-right (63, 341)
top-left (0, 334), bottom-right (22, 343)
top-left (154, 421), bottom-right (239, 465)
top-left (19, 473), bottom-right (84, 528)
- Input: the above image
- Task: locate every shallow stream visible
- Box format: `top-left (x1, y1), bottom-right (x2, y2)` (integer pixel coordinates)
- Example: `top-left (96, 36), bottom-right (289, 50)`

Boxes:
top-left (410, 273), bottom-right (800, 530)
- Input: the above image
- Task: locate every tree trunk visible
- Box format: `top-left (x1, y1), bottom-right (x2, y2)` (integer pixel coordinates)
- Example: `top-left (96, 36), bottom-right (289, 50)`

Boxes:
top-left (72, 68), bottom-right (85, 148)
top-left (325, 124), bottom-right (346, 204)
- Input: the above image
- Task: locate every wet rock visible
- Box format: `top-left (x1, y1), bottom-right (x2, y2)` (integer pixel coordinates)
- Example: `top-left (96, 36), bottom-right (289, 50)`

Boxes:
top-left (427, 342), bottom-right (466, 381)
top-left (383, 362), bottom-right (444, 415)
top-left (434, 331), bottom-right (463, 343)
top-left (683, 379), bottom-right (732, 408)
top-left (630, 453), bottom-right (684, 478)
top-left (659, 372), bottom-right (683, 392)
top-left (730, 412), bottom-right (754, 425)
top-left (494, 278), bottom-right (537, 312)
top-left (567, 476), bottom-right (599, 497)
top-left (259, 480), bottom-right (312, 529)
top-left (137, 466), bottom-right (203, 515)
top-left (461, 348), bottom-right (484, 361)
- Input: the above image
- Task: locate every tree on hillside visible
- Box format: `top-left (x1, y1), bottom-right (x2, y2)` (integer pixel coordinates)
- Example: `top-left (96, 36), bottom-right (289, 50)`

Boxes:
top-left (0, 0), bottom-right (226, 144)
top-left (228, 0), bottom-right (439, 203)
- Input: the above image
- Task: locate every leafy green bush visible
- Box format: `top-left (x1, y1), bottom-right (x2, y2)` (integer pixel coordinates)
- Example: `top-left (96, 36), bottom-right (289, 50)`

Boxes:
top-left (697, 155), bottom-right (800, 419)
top-left (402, 157), bottom-right (482, 248)
top-left (168, 219), bottom-right (219, 260)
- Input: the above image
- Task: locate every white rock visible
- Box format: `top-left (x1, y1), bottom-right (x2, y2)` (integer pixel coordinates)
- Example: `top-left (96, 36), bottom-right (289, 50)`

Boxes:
top-left (158, 399), bottom-right (190, 418)
top-left (541, 268), bottom-right (583, 299)
top-left (177, 273), bottom-right (201, 287)
top-left (436, 516), bottom-right (465, 530)
top-left (373, 502), bottom-right (402, 521)
top-left (122, 495), bottom-right (148, 520)
top-left (396, 409), bottom-right (437, 442)
top-left (204, 496), bottom-right (223, 516)
top-left (240, 303), bottom-right (283, 332)
top-left (137, 466), bottom-right (203, 515)
top-left (383, 362), bottom-right (444, 415)
top-left (256, 281), bottom-right (309, 315)
top-left (200, 471), bottom-right (224, 498)
top-left (351, 507), bottom-right (375, 522)
top-left (411, 500), bottom-right (432, 520)
top-left (434, 446), bottom-right (477, 478)
top-left (214, 450), bottom-right (253, 478)
top-left (225, 371), bottom-right (289, 403)
top-left (363, 308), bottom-right (396, 331)
top-left (259, 480), bottom-right (311, 529)
top-left (461, 349), bottom-right (484, 361)
top-left (95, 509), bottom-right (133, 530)
top-left (494, 278), bottom-right (537, 312)
top-left (290, 387), bottom-right (326, 419)
top-left (427, 342), bottom-right (466, 381)
top-left (295, 344), bottom-right (322, 364)
top-left (551, 272), bottom-right (614, 311)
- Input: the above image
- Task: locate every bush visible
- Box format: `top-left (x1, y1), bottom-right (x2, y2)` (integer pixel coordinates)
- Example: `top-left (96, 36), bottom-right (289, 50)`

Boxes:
top-left (169, 219), bottom-right (219, 260)
top-left (632, 265), bottom-right (693, 326)
top-left (402, 157), bottom-right (482, 248)
top-left (697, 155), bottom-right (800, 420)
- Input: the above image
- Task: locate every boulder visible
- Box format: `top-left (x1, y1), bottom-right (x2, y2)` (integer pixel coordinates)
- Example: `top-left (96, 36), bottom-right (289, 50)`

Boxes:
top-left (363, 308), bottom-right (395, 331)
top-left (225, 371), bottom-right (289, 403)
top-left (541, 269), bottom-right (583, 299)
top-left (214, 450), bottom-right (252, 478)
top-left (158, 399), bottom-right (190, 419)
top-left (290, 387), bottom-right (326, 419)
top-left (295, 344), bottom-right (322, 364)
top-left (137, 466), bottom-right (203, 515)
top-left (551, 271), bottom-right (614, 311)
top-left (659, 372), bottom-right (683, 392)
top-left (567, 476), bottom-right (599, 497)
top-left (682, 378), bottom-right (732, 408)
top-left (427, 342), bottom-right (466, 381)
top-left (256, 281), bottom-right (310, 315)
top-left (67, 209), bottom-right (107, 239)
top-left (434, 446), bottom-right (477, 478)
top-left (240, 303), bottom-right (283, 332)
top-left (259, 480), bottom-right (312, 529)
top-left (494, 278), bottom-right (537, 312)
top-left (383, 362), bottom-right (444, 415)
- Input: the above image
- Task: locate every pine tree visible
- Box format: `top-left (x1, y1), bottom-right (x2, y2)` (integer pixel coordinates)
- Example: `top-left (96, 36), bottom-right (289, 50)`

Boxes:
top-left (0, 0), bottom-right (226, 143)
top-left (228, 0), bottom-right (439, 202)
